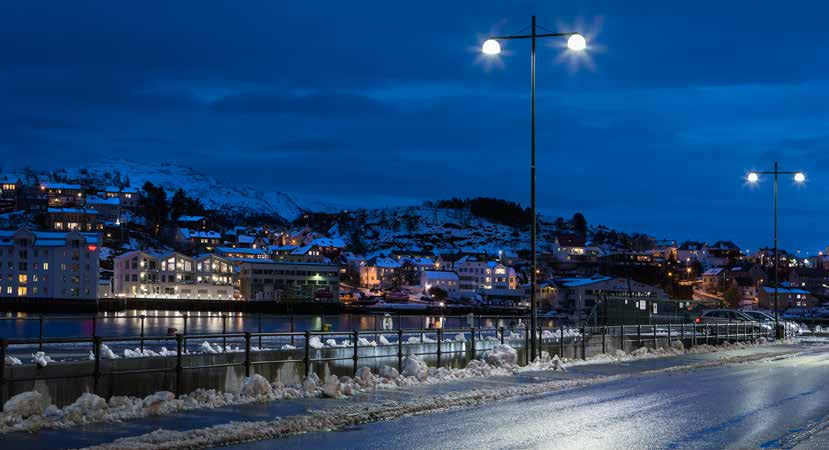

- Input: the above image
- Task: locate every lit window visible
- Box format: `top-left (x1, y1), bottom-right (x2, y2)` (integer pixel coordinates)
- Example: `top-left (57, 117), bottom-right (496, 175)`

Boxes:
top-left (43, 262), bottom-right (49, 270)
top-left (17, 287), bottom-right (27, 296)
top-left (18, 274), bottom-right (27, 284)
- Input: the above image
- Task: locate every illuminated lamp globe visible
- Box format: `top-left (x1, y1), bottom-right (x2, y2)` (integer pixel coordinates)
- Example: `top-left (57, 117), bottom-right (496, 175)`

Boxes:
top-left (747, 172), bottom-right (759, 183)
top-left (567, 34), bottom-right (587, 51)
top-left (482, 39), bottom-right (501, 55)
top-left (794, 172), bottom-right (805, 183)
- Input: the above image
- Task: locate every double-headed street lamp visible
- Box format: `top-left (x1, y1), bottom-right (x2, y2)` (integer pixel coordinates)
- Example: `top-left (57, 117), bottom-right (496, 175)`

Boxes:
top-left (482, 16), bottom-right (587, 361)
top-left (747, 162), bottom-right (805, 338)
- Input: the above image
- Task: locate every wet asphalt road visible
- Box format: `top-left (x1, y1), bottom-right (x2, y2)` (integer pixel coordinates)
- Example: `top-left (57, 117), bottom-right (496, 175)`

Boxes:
top-left (228, 341), bottom-right (829, 449)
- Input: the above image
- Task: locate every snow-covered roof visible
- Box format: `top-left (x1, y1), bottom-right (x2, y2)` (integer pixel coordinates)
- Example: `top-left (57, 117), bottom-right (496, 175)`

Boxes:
top-left (179, 228), bottom-right (221, 239)
top-left (86, 195), bottom-right (120, 206)
top-left (311, 237), bottom-right (346, 248)
top-left (556, 276), bottom-right (613, 287)
top-left (47, 207), bottom-right (98, 214)
top-left (42, 182), bottom-right (81, 190)
top-left (702, 268), bottom-right (724, 276)
top-left (0, 228), bottom-right (99, 246)
top-left (373, 256), bottom-right (401, 268)
top-left (215, 246), bottom-right (265, 255)
top-left (237, 235), bottom-right (257, 245)
top-left (422, 270), bottom-right (459, 282)
top-left (177, 215), bottom-right (206, 222)
top-left (762, 286), bottom-right (810, 295)
top-left (103, 186), bottom-right (139, 194)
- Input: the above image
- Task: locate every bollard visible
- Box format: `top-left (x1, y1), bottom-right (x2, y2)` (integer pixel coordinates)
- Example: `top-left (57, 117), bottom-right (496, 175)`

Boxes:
top-left (290, 315), bottom-right (295, 347)
top-left (581, 327), bottom-right (586, 360)
top-left (175, 334), bottom-right (183, 396)
top-left (499, 326), bottom-right (505, 345)
top-left (183, 314), bottom-right (189, 349)
top-left (436, 328), bottom-right (443, 368)
top-left (222, 315), bottom-right (227, 350)
top-left (397, 329), bottom-right (404, 373)
top-left (258, 313), bottom-right (263, 349)
top-left (244, 332), bottom-right (251, 377)
top-left (559, 327), bottom-right (564, 358)
top-left (602, 326), bottom-right (607, 354)
top-left (304, 330), bottom-right (311, 378)
top-left (525, 325), bottom-right (530, 364)
top-left (140, 315), bottom-right (146, 352)
top-left (93, 336), bottom-right (102, 395)
top-left (637, 324), bottom-right (642, 348)
top-left (352, 330), bottom-right (359, 376)
top-left (38, 316), bottom-right (44, 352)
top-left (1, 338), bottom-right (7, 411)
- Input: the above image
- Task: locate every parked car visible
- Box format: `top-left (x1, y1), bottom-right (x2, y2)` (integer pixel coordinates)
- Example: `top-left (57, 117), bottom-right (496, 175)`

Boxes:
top-left (694, 309), bottom-right (766, 334)
top-left (740, 310), bottom-right (798, 336)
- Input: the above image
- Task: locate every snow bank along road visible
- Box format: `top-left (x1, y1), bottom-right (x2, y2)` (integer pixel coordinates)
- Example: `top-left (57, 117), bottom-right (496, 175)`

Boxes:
top-left (7, 339), bottom-right (819, 449)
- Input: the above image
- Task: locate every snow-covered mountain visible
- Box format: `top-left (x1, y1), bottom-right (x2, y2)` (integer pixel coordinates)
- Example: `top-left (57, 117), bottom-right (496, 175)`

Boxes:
top-left (65, 161), bottom-right (305, 222)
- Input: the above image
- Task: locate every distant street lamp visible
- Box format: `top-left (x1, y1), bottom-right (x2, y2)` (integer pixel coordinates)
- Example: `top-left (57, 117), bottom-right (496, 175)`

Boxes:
top-left (746, 162), bottom-right (805, 338)
top-left (482, 16), bottom-right (587, 361)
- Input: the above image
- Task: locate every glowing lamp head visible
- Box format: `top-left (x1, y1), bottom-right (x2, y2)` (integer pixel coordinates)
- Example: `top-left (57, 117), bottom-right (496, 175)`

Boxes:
top-left (747, 172), bottom-right (759, 183)
top-left (567, 34), bottom-right (587, 51)
top-left (482, 39), bottom-right (501, 55)
top-left (794, 172), bottom-right (805, 183)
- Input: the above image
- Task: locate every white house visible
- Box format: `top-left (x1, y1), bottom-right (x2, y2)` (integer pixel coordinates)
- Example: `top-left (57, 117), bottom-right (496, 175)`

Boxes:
top-left (421, 270), bottom-right (459, 298)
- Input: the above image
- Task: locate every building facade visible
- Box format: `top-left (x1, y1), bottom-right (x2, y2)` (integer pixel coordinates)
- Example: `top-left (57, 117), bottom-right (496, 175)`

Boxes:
top-left (238, 260), bottom-right (339, 301)
top-left (114, 251), bottom-right (236, 299)
top-left (0, 228), bottom-right (100, 300)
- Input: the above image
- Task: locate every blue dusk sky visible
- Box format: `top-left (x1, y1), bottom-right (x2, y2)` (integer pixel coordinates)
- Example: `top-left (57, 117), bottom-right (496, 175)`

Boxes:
top-left (0, 1), bottom-right (827, 253)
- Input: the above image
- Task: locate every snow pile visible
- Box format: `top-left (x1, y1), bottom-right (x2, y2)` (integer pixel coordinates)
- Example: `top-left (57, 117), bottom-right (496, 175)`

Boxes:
top-left (308, 337), bottom-right (325, 349)
top-left (4, 355), bottom-right (22, 366)
top-left (454, 333), bottom-right (467, 343)
top-left (357, 337), bottom-right (376, 347)
top-left (379, 365), bottom-right (399, 380)
top-left (31, 352), bottom-right (53, 368)
top-left (99, 344), bottom-right (119, 359)
top-left (631, 347), bottom-right (649, 357)
top-left (354, 367), bottom-right (375, 387)
top-left (401, 355), bottom-right (429, 381)
top-left (3, 391), bottom-right (44, 418)
top-left (541, 328), bottom-right (582, 340)
top-left (63, 393), bottom-right (108, 423)
top-left (484, 345), bottom-right (518, 370)
top-left (378, 335), bottom-right (392, 346)
top-left (322, 375), bottom-right (341, 398)
top-left (124, 348), bottom-right (160, 358)
top-left (200, 341), bottom-right (221, 354)
top-left (280, 344), bottom-right (297, 350)
top-left (142, 391), bottom-right (176, 416)
top-left (240, 375), bottom-right (273, 398)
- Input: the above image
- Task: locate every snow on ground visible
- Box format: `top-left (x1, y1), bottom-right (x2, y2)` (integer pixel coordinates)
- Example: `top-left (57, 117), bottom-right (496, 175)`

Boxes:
top-left (0, 338), bottom-right (789, 435)
top-left (78, 342), bottom-right (803, 450)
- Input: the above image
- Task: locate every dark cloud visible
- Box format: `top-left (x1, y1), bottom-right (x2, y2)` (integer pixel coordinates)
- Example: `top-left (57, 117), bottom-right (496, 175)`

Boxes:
top-left (263, 139), bottom-right (345, 152)
top-left (211, 92), bottom-right (393, 116)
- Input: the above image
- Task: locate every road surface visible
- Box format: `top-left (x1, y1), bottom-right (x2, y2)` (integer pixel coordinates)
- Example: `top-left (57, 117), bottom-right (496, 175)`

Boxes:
top-left (227, 339), bottom-right (829, 449)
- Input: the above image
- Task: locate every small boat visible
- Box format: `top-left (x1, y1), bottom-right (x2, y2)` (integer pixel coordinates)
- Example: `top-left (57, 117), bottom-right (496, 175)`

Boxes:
top-left (384, 291), bottom-right (409, 303)
top-left (353, 296), bottom-right (380, 306)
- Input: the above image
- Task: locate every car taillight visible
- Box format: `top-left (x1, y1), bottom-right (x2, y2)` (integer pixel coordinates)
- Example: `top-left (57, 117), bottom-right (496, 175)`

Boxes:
top-left (694, 317), bottom-right (701, 324)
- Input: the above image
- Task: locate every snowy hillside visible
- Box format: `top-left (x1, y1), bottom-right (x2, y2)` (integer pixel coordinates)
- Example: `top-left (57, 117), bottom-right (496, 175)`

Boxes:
top-left (338, 205), bottom-right (563, 256)
top-left (65, 161), bottom-right (305, 222)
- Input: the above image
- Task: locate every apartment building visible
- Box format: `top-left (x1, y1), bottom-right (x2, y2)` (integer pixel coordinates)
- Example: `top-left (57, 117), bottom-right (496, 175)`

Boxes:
top-left (0, 227), bottom-right (100, 300)
top-left (238, 260), bottom-right (339, 301)
top-left (114, 251), bottom-right (236, 299)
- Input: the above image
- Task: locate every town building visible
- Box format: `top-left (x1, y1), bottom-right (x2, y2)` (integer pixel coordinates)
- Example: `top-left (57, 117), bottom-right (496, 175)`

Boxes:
top-left (101, 186), bottom-right (140, 208)
top-left (554, 234), bottom-right (600, 263)
top-left (113, 251), bottom-right (235, 299)
top-left (237, 260), bottom-right (339, 301)
top-left (420, 270), bottom-right (460, 298)
top-left (676, 241), bottom-right (706, 264)
top-left (703, 241), bottom-right (743, 267)
top-left (214, 246), bottom-right (268, 260)
top-left (758, 286), bottom-right (815, 309)
top-left (42, 183), bottom-right (84, 208)
top-left (551, 275), bottom-right (667, 315)
top-left (47, 207), bottom-right (101, 231)
top-left (175, 228), bottom-right (221, 251)
top-left (359, 256), bottom-right (400, 288)
top-left (0, 228), bottom-right (100, 300)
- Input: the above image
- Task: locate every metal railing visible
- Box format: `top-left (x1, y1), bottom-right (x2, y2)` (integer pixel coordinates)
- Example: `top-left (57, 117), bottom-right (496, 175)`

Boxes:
top-left (0, 320), bottom-right (773, 411)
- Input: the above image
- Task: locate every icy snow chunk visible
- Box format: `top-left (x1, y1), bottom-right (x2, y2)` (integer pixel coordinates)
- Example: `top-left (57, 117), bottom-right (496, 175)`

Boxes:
top-left (671, 340), bottom-right (685, 352)
top-left (308, 336), bottom-right (324, 349)
top-left (280, 344), bottom-right (297, 350)
top-left (631, 347), bottom-right (649, 357)
top-left (322, 374), bottom-right (340, 398)
top-left (485, 345), bottom-right (518, 369)
top-left (200, 341), bottom-right (219, 354)
top-left (142, 391), bottom-right (176, 415)
top-left (402, 354), bottom-right (428, 380)
top-left (355, 367), bottom-right (375, 387)
top-left (240, 374), bottom-right (273, 398)
top-left (3, 391), bottom-right (44, 417)
top-left (358, 337), bottom-right (376, 347)
top-left (32, 351), bottom-right (53, 367)
top-left (379, 365), bottom-right (399, 380)
top-left (378, 334), bottom-right (392, 346)
top-left (303, 373), bottom-right (320, 392)
top-left (454, 333), bottom-right (467, 342)
top-left (99, 344), bottom-right (119, 359)
top-left (63, 393), bottom-right (108, 422)
top-left (325, 338), bottom-right (340, 347)
top-left (4, 355), bottom-right (22, 365)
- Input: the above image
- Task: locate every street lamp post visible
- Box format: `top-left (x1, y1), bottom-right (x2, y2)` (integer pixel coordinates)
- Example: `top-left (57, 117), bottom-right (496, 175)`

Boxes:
top-left (747, 162), bottom-right (805, 339)
top-left (482, 16), bottom-right (586, 360)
